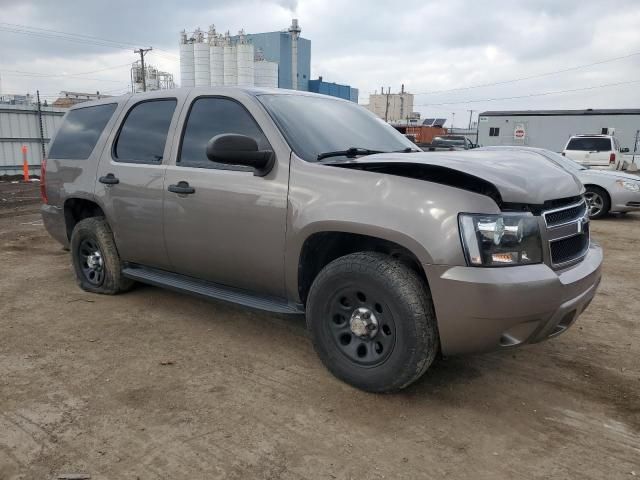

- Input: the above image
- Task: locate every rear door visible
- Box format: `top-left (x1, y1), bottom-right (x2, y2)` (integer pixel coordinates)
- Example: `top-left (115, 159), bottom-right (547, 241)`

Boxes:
top-left (95, 94), bottom-right (184, 269)
top-left (162, 93), bottom-right (290, 297)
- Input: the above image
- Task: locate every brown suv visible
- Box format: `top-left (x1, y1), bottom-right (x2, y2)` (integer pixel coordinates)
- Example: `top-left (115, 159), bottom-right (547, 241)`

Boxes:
top-left (41, 88), bottom-right (602, 392)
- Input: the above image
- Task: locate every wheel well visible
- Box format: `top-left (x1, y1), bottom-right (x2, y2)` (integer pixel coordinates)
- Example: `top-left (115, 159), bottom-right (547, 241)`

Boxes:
top-left (63, 198), bottom-right (105, 240)
top-left (584, 184), bottom-right (611, 202)
top-left (298, 232), bottom-right (428, 305)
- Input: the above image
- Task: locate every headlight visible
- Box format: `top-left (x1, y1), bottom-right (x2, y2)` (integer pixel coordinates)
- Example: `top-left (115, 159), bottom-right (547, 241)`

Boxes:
top-left (459, 213), bottom-right (543, 267)
top-left (616, 180), bottom-right (640, 192)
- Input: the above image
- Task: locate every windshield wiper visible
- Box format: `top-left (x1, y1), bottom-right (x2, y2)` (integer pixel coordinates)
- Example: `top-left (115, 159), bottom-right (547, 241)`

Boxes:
top-left (317, 147), bottom-right (387, 161)
top-left (394, 147), bottom-right (420, 153)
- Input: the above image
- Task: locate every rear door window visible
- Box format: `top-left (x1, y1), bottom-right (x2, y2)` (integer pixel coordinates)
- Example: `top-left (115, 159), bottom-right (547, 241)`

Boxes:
top-left (566, 138), bottom-right (612, 151)
top-left (113, 99), bottom-right (177, 164)
top-left (48, 103), bottom-right (117, 160)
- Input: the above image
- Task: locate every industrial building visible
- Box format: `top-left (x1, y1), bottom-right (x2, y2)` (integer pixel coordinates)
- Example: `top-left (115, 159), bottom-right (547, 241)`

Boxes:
top-left (364, 86), bottom-right (416, 123)
top-left (477, 109), bottom-right (640, 152)
top-left (178, 19), bottom-right (358, 101)
top-left (130, 61), bottom-right (175, 93)
top-left (308, 77), bottom-right (358, 102)
top-left (179, 20), bottom-right (305, 90)
top-left (52, 91), bottom-right (110, 108)
top-left (0, 103), bottom-right (65, 175)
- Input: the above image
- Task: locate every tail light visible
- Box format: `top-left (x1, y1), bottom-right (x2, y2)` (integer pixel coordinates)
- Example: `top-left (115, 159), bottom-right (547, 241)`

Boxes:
top-left (40, 157), bottom-right (48, 204)
top-left (609, 153), bottom-right (616, 165)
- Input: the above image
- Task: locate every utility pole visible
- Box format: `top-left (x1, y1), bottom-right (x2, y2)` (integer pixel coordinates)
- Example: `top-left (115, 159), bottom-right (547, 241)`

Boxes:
top-left (36, 90), bottom-right (46, 164)
top-left (451, 112), bottom-right (455, 132)
top-left (384, 86), bottom-right (390, 123)
top-left (134, 48), bottom-right (152, 92)
top-left (467, 110), bottom-right (475, 130)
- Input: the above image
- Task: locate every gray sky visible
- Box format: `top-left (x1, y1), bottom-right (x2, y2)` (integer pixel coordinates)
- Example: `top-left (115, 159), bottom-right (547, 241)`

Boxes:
top-left (1, 0), bottom-right (639, 125)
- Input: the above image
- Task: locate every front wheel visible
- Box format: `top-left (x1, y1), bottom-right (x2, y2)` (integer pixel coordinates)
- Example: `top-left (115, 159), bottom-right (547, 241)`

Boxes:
top-left (306, 252), bottom-right (439, 392)
top-left (584, 186), bottom-right (610, 219)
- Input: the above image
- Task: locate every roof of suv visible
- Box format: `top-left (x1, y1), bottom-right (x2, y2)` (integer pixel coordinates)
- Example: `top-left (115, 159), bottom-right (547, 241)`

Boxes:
top-left (66, 87), bottom-right (346, 111)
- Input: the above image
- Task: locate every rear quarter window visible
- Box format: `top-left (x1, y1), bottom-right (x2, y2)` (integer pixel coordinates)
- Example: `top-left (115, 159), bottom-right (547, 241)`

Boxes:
top-left (48, 103), bottom-right (117, 160)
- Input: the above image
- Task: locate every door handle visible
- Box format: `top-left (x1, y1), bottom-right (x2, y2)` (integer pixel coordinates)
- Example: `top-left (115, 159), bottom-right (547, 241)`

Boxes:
top-left (168, 181), bottom-right (195, 195)
top-left (99, 173), bottom-right (119, 185)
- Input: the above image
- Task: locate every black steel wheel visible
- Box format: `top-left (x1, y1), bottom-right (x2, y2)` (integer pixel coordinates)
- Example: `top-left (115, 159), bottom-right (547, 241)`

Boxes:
top-left (327, 287), bottom-right (396, 367)
top-left (307, 252), bottom-right (439, 392)
top-left (70, 217), bottom-right (134, 295)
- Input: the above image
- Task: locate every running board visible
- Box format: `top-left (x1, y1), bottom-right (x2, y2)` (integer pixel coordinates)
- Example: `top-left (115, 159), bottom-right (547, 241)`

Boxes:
top-left (122, 265), bottom-right (304, 315)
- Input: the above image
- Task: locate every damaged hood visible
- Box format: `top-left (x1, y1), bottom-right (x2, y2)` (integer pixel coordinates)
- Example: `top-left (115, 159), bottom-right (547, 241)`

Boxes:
top-left (325, 150), bottom-right (583, 205)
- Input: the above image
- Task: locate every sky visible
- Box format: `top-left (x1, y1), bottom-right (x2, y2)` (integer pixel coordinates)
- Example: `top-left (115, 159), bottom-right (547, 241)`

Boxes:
top-left (1, 0), bottom-right (639, 126)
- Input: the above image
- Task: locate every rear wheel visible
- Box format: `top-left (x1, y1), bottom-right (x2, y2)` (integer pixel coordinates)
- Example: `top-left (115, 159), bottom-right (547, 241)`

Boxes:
top-left (584, 186), bottom-right (610, 219)
top-left (306, 252), bottom-right (439, 392)
top-left (70, 217), bottom-right (133, 294)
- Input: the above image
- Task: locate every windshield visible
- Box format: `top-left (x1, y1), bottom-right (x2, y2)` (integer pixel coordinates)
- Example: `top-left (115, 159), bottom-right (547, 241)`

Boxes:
top-left (539, 150), bottom-right (587, 172)
top-left (257, 94), bottom-right (416, 161)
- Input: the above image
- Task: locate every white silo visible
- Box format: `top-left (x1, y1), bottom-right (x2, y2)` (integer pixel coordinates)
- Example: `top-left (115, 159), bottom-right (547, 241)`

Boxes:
top-left (254, 60), bottom-right (278, 88)
top-left (223, 32), bottom-right (237, 86)
top-left (236, 30), bottom-right (255, 87)
top-left (179, 30), bottom-right (195, 88)
top-left (193, 28), bottom-right (210, 87)
top-left (209, 26), bottom-right (224, 86)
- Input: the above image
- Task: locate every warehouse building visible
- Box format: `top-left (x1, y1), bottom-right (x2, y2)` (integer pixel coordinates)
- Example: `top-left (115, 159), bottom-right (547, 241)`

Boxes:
top-left (0, 103), bottom-right (65, 175)
top-left (364, 86), bottom-right (415, 122)
top-left (308, 77), bottom-right (358, 103)
top-left (477, 109), bottom-right (640, 153)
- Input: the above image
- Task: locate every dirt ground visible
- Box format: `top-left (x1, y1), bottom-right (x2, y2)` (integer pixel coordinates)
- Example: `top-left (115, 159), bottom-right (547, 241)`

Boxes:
top-left (1, 183), bottom-right (639, 480)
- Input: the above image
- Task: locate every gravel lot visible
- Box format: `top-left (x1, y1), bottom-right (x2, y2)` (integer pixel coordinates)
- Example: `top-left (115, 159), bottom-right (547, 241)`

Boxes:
top-left (1, 182), bottom-right (639, 479)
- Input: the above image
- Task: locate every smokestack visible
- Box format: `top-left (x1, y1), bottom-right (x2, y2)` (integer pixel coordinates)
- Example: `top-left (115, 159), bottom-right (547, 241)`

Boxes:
top-left (288, 19), bottom-right (301, 90)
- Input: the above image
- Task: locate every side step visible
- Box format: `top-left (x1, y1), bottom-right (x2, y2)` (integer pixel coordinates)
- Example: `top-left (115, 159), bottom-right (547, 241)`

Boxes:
top-left (122, 265), bottom-right (304, 315)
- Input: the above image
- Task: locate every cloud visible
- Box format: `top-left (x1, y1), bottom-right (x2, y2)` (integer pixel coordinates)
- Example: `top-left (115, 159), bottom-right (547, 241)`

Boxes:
top-left (1, 0), bottom-right (639, 121)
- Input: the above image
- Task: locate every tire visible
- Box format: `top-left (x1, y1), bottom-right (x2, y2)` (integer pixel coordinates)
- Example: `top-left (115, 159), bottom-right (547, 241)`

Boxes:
top-left (306, 252), bottom-right (439, 393)
top-left (70, 217), bottom-right (134, 294)
top-left (584, 186), bottom-right (611, 219)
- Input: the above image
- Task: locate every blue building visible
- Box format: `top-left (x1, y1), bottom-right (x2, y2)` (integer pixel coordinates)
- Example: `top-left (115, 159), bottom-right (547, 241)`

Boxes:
top-left (307, 77), bottom-right (359, 103)
top-left (241, 31), bottom-right (311, 91)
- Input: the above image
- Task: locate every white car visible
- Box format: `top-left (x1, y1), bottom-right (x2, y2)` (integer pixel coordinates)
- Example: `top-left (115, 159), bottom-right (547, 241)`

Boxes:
top-left (477, 146), bottom-right (640, 219)
top-left (562, 134), bottom-right (630, 167)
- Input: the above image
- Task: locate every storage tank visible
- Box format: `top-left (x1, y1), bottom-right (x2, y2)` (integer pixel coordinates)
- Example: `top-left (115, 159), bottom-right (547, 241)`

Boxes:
top-left (254, 60), bottom-right (278, 88)
top-left (223, 32), bottom-right (237, 86)
top-left (209, 26), bottom-right (224, 86)
top-left (236, 30), bottom-right (254, 87)
top-left (193, 28), bottom-right (210, 87)
top-left (179, 30), bottom-right (195, 88)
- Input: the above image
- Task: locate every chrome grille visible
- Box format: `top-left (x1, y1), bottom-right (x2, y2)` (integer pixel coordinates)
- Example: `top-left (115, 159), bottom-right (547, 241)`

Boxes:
top-left (544, 201), bottom-right (587, 227)
top-left (543, 199), bottom-right (590, 268)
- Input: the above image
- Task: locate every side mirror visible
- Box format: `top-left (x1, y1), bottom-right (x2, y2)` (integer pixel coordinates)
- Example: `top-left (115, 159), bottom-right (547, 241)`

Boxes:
top-left (206, 134), bottom-right (275, 177)
top-left (620, 147), bottom-right (630, 153)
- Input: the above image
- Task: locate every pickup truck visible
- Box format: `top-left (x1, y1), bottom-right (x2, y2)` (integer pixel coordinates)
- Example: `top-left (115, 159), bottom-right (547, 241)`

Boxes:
top-left (41, 87), bottom-right (602, 392)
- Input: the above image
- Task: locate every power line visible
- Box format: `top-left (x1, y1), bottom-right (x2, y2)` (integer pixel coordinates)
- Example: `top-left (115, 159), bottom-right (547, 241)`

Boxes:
top-left (0, 62), bottom-right (133, 83)
top-left (414, 79), bottom-right (640, 107)
top-left (0, 22), bottom-right (178, 59)
top-left (412, 51), bottom-right (640, 96)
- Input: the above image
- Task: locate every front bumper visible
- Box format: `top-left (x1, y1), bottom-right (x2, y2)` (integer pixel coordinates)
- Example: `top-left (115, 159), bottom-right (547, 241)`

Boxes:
top-left (425, 243), bottom-right (602, 356)
top-left (611, 187), bottom-right (640, 212)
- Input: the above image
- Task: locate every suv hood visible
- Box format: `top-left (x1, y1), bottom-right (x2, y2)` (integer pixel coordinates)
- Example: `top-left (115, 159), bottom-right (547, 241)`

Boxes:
top-left (325, 150), bottom-right (583, 206)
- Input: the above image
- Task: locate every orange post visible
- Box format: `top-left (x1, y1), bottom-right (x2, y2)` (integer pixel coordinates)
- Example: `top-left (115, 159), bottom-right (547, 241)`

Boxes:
top-left (21, 145), bottom-right (29, 182)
